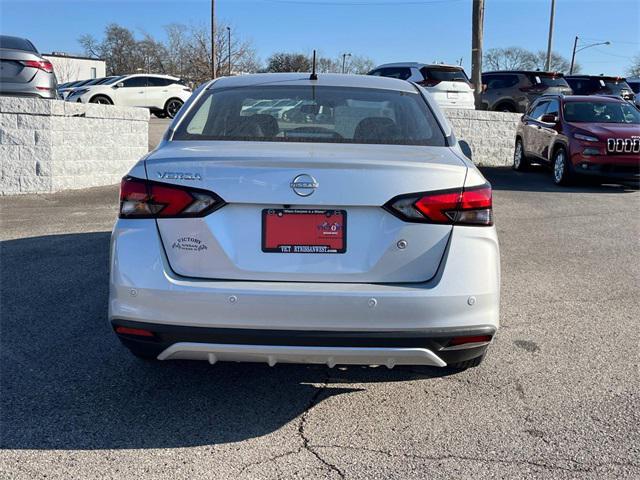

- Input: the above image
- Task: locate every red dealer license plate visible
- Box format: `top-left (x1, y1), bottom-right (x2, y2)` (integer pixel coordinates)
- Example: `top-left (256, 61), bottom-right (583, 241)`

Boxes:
top-left (262, 209), bottom-right (346, 253)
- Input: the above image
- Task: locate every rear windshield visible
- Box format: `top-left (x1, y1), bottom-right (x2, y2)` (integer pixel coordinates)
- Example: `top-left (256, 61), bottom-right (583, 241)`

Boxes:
top-left (368, 68), bottom-right (412, 80)
top-left (173, 85), bottom-right (445, 147)
top-left (528, 74), bottom-right (569, 87)
top-left (564, 101), bottom-right (640, 124)
top-left (600, 79), bottom-right (632, 94)
top-left (422, 67), bottom-right (469, 82)
top-left (0, 36), bottom-right (37, 52)
top-left (627, 81), bottom-right (640, 94)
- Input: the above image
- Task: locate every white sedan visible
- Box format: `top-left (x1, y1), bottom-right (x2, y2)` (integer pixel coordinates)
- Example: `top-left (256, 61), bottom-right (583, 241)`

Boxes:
top-left (109, 73), bottom-right (500, 370)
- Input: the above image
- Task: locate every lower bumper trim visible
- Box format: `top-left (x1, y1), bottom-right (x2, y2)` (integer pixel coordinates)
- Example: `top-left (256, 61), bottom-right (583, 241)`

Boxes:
top-left (157, 342), bottom-right (447, 367)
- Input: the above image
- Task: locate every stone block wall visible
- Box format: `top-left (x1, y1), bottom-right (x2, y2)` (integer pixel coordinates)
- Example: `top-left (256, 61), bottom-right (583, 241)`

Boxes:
top-left (443, 109), bottom-right (522, 166)
top-left (0, 97), bottom-right (149, 195)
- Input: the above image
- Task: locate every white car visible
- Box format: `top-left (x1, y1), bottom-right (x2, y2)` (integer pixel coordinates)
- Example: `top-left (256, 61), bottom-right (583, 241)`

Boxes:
top-left (66, 74), bottom-right (192, 118)
top-left (110, 73), bottom-right (499, 370)
top-left (369, 63), bottom-right (476, 110)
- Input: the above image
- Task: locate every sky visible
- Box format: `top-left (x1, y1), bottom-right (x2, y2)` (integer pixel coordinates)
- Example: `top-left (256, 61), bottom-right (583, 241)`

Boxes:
top-left (1, 0), bottom-right (638, 76)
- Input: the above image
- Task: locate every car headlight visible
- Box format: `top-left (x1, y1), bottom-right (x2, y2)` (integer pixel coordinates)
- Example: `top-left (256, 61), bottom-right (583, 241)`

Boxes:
top-left (574, 133), bottom-right (599, 142)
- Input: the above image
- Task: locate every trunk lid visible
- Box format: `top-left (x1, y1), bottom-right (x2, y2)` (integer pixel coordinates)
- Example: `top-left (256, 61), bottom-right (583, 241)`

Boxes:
top-left (147, 141), bottom-right (467, 283)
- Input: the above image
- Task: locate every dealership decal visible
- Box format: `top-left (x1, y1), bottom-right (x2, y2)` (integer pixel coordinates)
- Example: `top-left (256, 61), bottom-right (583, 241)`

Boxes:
top-left (172, 237), bottom-right (208, 251)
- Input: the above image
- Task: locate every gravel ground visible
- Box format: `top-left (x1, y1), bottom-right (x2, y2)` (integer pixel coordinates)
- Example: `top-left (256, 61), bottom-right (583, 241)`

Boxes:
top-left (1, 167), bottom-right (638, 479)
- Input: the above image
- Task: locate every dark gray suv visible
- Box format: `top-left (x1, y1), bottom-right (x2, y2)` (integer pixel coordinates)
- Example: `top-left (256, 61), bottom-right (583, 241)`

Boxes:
top-left (0, 35), bottom-right (57, 99)
top-left (480, 70), bottom-right (572, 113)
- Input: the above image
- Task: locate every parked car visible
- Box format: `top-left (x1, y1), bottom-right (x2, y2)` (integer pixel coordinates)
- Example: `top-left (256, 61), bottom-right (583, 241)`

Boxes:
top-left (0, 35), bottom-right (57, 99)
top-left (110, 73), bottom-right (500, 370)
top-left (368, 63), bottom-right (475, 109)
top-left (480, 70), bottom-right (573, 113)
top-left (626, 77), bottom-right (640, 109)
top-left (60, 76), bottom-right (121, 99)
top-left (565, 75), bottom-right (635, 104)
top-left (66, 74), bottom-right (191, 118)
top-left (513, 95), bottom-right (640, 185)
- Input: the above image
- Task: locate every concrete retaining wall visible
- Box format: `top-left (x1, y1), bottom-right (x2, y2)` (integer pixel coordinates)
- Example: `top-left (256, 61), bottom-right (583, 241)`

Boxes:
top-left (0, 97), bottom-right (148, 195)
top-left (443, 109), bottom-right (521, 166)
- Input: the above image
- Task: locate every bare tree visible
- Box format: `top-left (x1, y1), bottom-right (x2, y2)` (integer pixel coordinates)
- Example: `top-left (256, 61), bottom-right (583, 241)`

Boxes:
top-left (51, 57), bottom-right (81, 83)
top-left (266, 52), bottom-right (311, 72)
top-left (343, 54), bottom-right (375, 74)
top-left (627, 54), bottom-right (640, 77)
top-left (484, 47), bottom-right (536, 71)
top-left (531, 50), bottom-right (577, 73)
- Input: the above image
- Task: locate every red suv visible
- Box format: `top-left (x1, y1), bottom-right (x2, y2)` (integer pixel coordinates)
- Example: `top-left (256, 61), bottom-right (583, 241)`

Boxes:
top-left (513, 95), bottom-right (640, 185)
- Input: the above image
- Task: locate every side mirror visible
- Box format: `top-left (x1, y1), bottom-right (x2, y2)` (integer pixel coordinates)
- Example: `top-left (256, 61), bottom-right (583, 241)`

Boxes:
top-left (114, 82), bottom-right (124, 89)
top-left (540, 114), bottom-right (558, 124)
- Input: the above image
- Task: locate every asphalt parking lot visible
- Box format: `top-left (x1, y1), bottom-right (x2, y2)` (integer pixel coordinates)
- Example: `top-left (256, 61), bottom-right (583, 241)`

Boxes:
top-left (1, 168), bottom-right (639, 479)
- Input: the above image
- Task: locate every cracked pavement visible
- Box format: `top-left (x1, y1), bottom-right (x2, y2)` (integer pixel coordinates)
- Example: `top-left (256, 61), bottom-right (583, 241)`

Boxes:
top-left (1, 167), bottom-right (639, 479)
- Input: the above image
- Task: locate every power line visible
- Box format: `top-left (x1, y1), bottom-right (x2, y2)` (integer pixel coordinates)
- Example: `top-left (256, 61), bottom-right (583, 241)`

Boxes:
top-left (580, 36), bottom-right (640, 45)
top-left (592, 48), bottom-right (636, 59)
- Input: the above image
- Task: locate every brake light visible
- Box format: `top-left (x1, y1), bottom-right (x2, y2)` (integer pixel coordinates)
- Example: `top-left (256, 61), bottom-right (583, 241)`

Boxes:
top-left (385, 184), bottom-right (493, 226)
top-left (418, 79), bottom-right (441, 88)
top-left (21, 60), bottom-right (54, 73)
top-left (119, 176), bottom-right (224, 218)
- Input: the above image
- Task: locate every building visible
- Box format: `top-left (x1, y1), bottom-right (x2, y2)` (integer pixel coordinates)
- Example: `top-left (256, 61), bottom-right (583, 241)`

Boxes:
top-left (42, 52), bottom-right (106, 83)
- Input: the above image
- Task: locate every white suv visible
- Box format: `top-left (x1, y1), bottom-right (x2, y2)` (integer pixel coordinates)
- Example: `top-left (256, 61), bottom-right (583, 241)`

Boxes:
top-left (369, 63), bottom-right (475, 110)
top-left (65, 74), bottom-right (192, 118)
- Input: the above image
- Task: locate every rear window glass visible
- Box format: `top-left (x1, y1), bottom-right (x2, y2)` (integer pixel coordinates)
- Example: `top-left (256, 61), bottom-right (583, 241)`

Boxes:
top-left (0, 36), bottom-right (37, 52)
top-left (422, 67), bottom-right (469, 82)
top-left (173, 85), bottom-right (445, 147)
top-left (600, 79), bottom-right (633, 94)
top-left (564, 101), bottom-right (640, 124)
top-left (368, 68), bottom-right (412, 80)
top-left (528, 74), bottom-right (569, 87)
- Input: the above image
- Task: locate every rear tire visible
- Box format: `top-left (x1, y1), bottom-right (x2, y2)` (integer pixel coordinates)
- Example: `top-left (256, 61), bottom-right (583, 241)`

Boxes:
top-left (164, 98), bottom-right (184, 119)
top-left (513, 138), bottom-right (529, 171)
top-left (89, 95), bottom-right (112, 105)
top-left (495, 102), bottom-right (516, 113)
top-left (447, 353), bottom-right (485, 370)
top-left (552, 147), bottom-right (574, 186)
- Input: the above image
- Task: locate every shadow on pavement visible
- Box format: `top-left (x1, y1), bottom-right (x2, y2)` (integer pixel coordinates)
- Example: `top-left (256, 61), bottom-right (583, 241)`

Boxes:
top-left (0, 232), bottom-right (451, 451)
top-left (481, 166), bottom-right (638, 194)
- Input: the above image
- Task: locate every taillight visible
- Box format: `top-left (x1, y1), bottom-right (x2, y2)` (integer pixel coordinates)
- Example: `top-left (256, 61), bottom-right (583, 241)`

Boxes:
top-left (119, 176), bottom-right (224, 219)
top-left (21, 60), bottom-right (54, 73)
top-left (384, 184), bottom-right (493, 226)
top-left (418, 79), bottom-right (441, 88)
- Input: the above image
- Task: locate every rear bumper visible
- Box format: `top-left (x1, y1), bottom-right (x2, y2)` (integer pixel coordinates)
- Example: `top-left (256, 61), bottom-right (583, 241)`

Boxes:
top-left (109, 219), bottom-right (500, 365)
top-left (112, 319), bottom-right (495, 367)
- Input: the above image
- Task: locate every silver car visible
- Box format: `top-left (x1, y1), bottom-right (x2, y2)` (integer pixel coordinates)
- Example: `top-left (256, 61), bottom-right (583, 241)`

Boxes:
top-left (110, 73), bottom-right (500, 370)
top-left (0, 35), bottom-right (57, 99)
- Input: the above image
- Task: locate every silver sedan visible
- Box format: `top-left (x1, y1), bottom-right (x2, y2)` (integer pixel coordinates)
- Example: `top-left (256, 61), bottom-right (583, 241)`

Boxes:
top-left (109, 73), bottom-right (500, 370)
top-left (0, 35), bottom-right (57, 99)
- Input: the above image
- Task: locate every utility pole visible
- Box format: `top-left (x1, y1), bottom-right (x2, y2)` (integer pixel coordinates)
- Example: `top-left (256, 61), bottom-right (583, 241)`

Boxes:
top-left (211, 0), bottom-right (216, 79)
top-left (569, 36), bottom-right (579, 74)
top-left (545, 0), bottom-right (556, 71)
top-left (471, 0), bottom-right (484, 109)
top-left (341, 53), bottom-right (351, 74)
top-left (227, 26), bottom-right (231, 76)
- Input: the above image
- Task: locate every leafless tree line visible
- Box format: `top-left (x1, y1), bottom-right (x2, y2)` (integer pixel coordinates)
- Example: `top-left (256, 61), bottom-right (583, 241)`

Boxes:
top-left (483, 46), bottom-right (579, 73)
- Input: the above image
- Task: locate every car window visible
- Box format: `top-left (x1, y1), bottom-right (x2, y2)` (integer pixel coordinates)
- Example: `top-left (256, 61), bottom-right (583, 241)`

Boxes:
top-left (627, 81), bottom-right (640, 94)
top-left (103, 76), bottom-right (123, 85)
top-left (564, 101), bottom-right (640, 124)
top-left (0, 35), bottom-right (37, 52)
top-left (528, 74), bottom-right (569, 87)
top-left (122, 77), bottom-right (148, 88)
top-left (148, 77), bottom-right (173, 87)
top-left (546, 99), bottom-right (560, 116)
top-left (529, 101), bottom-right (549, 120)
top-left (421, 67), bottom-right (469, 82)
top-left (174, 85), bottom-right (446, 147)
top-left (369, 68), bottom-right (413, 81)
top-left (484, 75), bottom-right (518, 90)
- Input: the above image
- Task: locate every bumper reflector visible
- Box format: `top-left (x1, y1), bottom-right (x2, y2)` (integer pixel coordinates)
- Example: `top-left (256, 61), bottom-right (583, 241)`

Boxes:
top-left (115, 326), bottom-right (155, 337)
top-left (449, 335), bottom-right (492, 347)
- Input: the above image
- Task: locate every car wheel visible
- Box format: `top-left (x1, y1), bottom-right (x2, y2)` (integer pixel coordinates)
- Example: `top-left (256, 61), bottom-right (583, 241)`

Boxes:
top-left (447, 353), bottom-right (485, 370)
top-left (496, 103), bottom-right (516, 113)
top-left (513, 138), bottom-right (529, 171)
top-left (90, 95), bottom-right (112, 105)
top-left (552, 148), bottom-right (573, 186)
top-left (164, 98), bottom-right (184, 119)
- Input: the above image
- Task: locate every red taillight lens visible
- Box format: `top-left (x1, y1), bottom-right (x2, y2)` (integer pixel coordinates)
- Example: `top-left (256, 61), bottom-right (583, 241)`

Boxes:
top-left (119, 176), bottom-right (224, 218)
top-left (385, 184), bottom-right (493, 226)
top-left (21, 60), bottom-right (54, 73)
top-left (449, 335), bottom-right (492, 346)
top-left (115, 326), bottom-right (155, 337)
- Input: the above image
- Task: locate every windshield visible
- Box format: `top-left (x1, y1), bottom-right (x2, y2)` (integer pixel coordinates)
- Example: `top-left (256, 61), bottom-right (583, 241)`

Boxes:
top-left (564, 101), bottom-right (640, 124)
top-left (102, 76), bottom-right (123, 85)
top-left (600, 79), bottom-right (632, 94)
top-left (529, 74), bottom-right (569, 87)
top-left (423, 67), bottom-right (469, 82)
top-left (173, 85), bottom-right (445, 147)
top-left (627, 81), bottom-right (640, 94)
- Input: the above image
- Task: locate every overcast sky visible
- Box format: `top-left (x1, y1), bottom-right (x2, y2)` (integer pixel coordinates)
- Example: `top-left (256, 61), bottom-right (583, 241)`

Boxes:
top-left (1, 0), bottom-right (638, 76)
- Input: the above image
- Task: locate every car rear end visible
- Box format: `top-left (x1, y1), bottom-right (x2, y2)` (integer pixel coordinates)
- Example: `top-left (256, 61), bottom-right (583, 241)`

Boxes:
top-left (522, 72), bottom-right (572, 104)
top-left (109, 74), bottom-right (499, 369)
top-left (0, 35), bottom-right (57, 99)
top-left (417, 65), bottom-right (475, 109)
